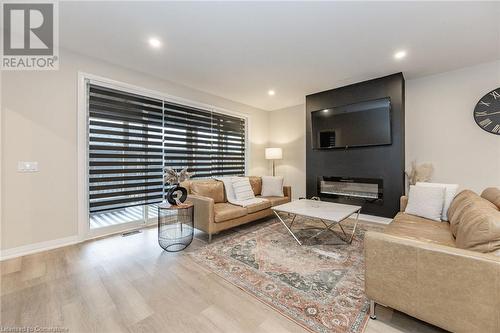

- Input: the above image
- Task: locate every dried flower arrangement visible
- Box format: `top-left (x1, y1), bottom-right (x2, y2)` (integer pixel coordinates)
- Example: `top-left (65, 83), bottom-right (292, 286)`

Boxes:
top-left (405, 160), bottom-right (434, 186)
top-left (164, 167), bottom-right (192, 185)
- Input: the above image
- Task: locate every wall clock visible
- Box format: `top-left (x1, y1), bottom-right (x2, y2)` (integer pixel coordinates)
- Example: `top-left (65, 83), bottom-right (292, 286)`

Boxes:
top-left (474, 88), bottom-right (500, 135)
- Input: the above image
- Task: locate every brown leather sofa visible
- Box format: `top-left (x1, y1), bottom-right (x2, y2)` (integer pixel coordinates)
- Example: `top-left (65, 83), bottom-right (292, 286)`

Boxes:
top-left (181, 176), bottom-right (291, 242)
top-left (365, 187), bottom-right (500, 333)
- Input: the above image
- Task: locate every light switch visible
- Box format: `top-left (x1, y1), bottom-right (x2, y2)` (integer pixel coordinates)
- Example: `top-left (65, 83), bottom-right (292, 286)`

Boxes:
top-left (17, 161), bottom-right (38, 172)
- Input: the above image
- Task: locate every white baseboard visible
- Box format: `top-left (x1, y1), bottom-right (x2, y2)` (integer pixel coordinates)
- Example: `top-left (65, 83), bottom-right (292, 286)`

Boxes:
top-left (359, 213), bottom-right (393, 225)
top-left (0, 235), bottom-right (80, 261)
top-left (0, 221), bottom-right (158, 261)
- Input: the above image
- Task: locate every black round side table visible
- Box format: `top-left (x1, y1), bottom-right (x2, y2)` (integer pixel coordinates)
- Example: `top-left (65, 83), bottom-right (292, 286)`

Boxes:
top-left (157, 201), bottom-right (194, 252)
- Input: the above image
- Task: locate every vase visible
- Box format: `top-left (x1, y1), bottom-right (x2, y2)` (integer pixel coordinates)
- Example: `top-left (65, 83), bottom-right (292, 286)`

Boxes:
top-left (166, 184), bottom-right (188, 205)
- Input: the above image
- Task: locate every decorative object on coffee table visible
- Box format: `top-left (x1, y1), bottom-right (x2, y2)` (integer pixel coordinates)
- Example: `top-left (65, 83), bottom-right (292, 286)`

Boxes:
top-left (164, 167), bottom-right (192, 205)
top-left (157, 201), bottom-right (194, 252)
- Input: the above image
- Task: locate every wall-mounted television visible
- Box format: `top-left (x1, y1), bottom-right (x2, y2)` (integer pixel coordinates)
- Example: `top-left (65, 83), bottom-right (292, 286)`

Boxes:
top-left (311, 97), bottom-right (392, 149)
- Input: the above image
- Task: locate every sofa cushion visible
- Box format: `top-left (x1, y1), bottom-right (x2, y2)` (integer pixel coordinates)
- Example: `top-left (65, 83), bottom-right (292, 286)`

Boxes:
top-left (191, 181), bottom-right (225, 203)
top-left (248, 176), bottom-right (262, 196)
top-left (259, 195), bottom-right (289, 206)
top-left (245, 199), bottom-right (272, 214)
top-left (180, 180), bottom-right (193, 193)
top-left (454, 207), bottom-right (500, 253)
top-left (386, 212), bottom-right (456, 247)
top-left (481, 187), bottom-right (500, 209)
top-left (182, 179), bottom-right (216, 194)
top-left (214, 203), bottom-right (247, 223)
top-left (448, 190), bottom-right (500, 253)
top-left (448, 190), bottom-right (496, 237)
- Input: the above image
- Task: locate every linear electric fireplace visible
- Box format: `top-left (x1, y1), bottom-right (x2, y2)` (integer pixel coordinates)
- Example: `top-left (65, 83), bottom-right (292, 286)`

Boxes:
top-left (318, 176), bottom-right (383, 204)
top-left (306, 73), bottom-right (405, 217)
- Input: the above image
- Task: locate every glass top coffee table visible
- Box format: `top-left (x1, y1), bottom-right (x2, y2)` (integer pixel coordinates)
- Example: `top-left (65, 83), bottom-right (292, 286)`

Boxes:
top-left (272, 199), bottom-right (362, 246)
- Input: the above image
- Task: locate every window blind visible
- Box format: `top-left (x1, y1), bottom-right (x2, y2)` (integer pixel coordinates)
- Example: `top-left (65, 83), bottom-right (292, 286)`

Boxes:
top-left (88, 83), bottom-right (246, 214)
top-left (163, 102), bottom-right (246, 178)
top-left (88, 85), bottom-right (164, 213)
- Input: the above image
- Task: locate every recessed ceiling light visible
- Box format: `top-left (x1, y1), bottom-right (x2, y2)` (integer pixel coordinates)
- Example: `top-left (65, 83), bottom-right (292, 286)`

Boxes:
top-left (394, 50), bottom-right (407, 60)
top-left (268, 90), bottom-right (275, 96)
top-left (148, 37), bottom-right (162, 49)
top-left (323, 109), bottom-right (329, 113)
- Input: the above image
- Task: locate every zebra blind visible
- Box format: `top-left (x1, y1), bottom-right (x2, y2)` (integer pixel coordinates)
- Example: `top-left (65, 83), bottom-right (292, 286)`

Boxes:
top-left (88, 83), bottom-right (246, 213)
top-left (88, 85), bottom-right (164, 213)
top-left (164, 102), bottom-right (246, 178)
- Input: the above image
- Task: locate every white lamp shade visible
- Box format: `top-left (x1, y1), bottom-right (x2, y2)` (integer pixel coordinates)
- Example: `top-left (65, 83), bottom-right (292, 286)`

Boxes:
top-left (265, 148), bottom-right (282, 160)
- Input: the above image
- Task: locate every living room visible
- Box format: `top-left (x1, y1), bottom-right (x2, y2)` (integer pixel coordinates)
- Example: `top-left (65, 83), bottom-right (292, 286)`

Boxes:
top-left (1, 2), bottom-right (499, 333)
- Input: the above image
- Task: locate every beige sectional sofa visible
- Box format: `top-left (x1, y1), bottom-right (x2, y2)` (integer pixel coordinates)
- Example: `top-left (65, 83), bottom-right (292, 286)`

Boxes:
top-left (365, 187), bottom-right (500, 333)
top-left (181, 176), bottom-right (291, 242)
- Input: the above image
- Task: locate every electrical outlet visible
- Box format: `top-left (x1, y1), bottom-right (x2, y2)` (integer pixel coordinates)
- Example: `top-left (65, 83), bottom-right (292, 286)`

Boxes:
top-left (17, 161), bottom-right (38, 172)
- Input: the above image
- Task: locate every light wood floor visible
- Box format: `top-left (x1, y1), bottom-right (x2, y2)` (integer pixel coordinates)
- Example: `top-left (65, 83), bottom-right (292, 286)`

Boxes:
top-left (1, 218), bottom-right (446, 333)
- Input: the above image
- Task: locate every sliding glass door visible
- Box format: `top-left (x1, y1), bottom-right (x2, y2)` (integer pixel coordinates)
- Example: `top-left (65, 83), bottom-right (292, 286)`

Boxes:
top-left (86, 80), bottom-right (247, 234)
top-left (88, 85), bottom-right (164, 230)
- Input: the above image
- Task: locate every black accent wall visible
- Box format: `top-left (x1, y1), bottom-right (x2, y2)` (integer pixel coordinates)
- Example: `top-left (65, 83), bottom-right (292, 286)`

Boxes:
top-left (306, 73), bottom-right (405, 218)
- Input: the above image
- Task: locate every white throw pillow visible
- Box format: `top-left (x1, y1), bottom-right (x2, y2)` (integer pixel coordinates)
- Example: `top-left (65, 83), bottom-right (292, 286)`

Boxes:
top-left (232, 177), bottom-right (255, 201)
top-left (405, 185), bottom-right (445, 222)
top-left (416, 182), bottom-right (459, 221)
top-left (261, 176), bottom-right (284, 197)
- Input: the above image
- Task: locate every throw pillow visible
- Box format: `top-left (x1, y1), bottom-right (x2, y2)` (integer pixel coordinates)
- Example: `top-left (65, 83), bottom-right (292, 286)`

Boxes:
top-left (481, 187), bottom-right (500, 209)
top-left (447, 190), bottom-right (496, 237)
top-left (232, 177), bottom-right (256, 201)
top-left (405, 185), bottom-right (445, 221)
top-left (416, 182), bottom-right (459, 221)
top-left (261, 176), bottom-right (284, 197)
top-left (447, 190), bottom-right (500, 253)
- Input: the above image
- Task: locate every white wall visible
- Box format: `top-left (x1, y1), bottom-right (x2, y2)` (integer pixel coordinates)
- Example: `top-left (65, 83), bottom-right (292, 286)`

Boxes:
top-left (406, 60), bottom-right (500, 192)
top-left (1, 49), bottom-right (269, 251)
top-left (268, 104), bottom-right (306, 199)
top-left (266, 60), bottom-right (500, 201)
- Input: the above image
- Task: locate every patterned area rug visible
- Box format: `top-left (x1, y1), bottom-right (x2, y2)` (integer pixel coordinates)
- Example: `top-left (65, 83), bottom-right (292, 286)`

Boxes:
top-left (189, 217), bottom-right (385, 333)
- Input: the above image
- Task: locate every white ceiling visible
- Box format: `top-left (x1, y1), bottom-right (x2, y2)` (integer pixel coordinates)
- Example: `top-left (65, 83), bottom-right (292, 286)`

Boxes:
top-left (60, 1), bottom-right (500, 111)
